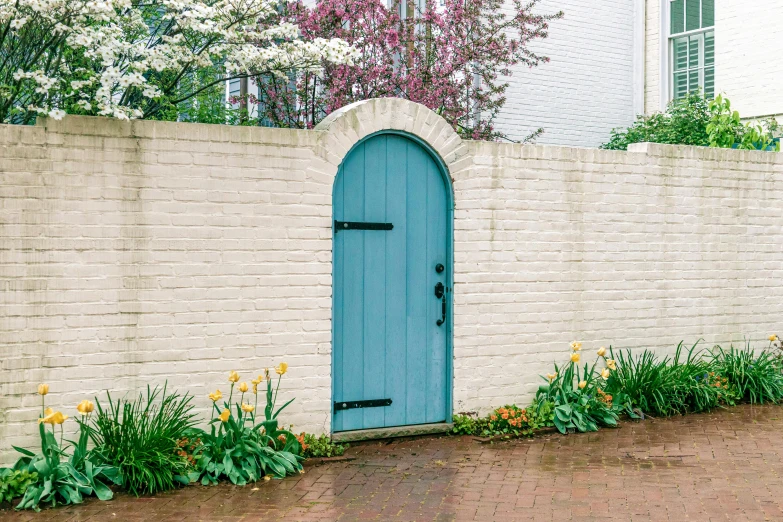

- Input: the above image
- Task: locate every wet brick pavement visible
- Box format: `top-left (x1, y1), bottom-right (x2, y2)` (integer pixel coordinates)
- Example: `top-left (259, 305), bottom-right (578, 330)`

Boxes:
top-left (3, 403), bottom-right (783, 521)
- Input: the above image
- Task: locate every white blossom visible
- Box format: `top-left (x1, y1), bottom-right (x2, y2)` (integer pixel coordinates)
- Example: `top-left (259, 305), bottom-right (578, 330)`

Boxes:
top-left (3, 0), bottom-right (358, 120)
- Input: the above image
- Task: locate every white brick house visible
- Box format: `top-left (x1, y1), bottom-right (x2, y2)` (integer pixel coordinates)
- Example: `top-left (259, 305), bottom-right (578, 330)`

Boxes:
top-left (501, 0), bottom-right (783, 146)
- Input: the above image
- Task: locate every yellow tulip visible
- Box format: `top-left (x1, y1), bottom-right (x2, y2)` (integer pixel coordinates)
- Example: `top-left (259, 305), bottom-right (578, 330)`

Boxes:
top-left (601, 368), bottom-right (610, 380)
top-left (578, 380), bottom-right (587, 389)
top-left (40, 408), bottom-right (67, 425)
top-left (570, 352), bottom-right (580, 363)
top-left (606, 359), bottom-right (617, 370)
top-left (208, 389), bottom-right (223, 402)
top-left (275, 363), bottom-right (288, 376)
top-left (228, 371), bottom-right (240, 383)
top-left (238, 382), bottom-right (249, 393)
top-left (39, 407), bottom-right (54, 424)
top-left (219, 409), bottom-right (231, 423)
top-left (76, 400), bottom-right (94, 415)
top-left (597, 347), bottom-right (606, 357)
top-left (37, 384), bottom-right (49, 396)
top-left (770, 335), bottom-right (778, 342)
top-left (546, 372), bottom-right (557, 382)
top-left (570, 341), bottom-right (582, 352)
top-left (241, 403), bottom-right (254, 413)
top-left (264, 368), bottom-right (271, 380)
top-left (252, 376), bottom-right (263, 394)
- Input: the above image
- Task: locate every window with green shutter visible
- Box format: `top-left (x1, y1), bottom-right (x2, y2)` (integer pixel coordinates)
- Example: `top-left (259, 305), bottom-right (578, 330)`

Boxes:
top-left (669, 0), bottom-right (714, 101)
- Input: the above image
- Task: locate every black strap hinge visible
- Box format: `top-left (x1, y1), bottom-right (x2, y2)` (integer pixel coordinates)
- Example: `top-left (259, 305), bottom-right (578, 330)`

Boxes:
top-left (334, 221), bottom-right (393, 233)
top-left (334, 398), bottom-right (392, 411)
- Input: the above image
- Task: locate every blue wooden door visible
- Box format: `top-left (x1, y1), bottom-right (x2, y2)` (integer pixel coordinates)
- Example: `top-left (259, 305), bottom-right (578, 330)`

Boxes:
top-left (333, 133), bottom-right (450, 432)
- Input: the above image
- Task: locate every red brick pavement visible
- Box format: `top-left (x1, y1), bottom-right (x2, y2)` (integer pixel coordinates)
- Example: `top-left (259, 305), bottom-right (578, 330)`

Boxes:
top-left (3, 404), bottom-right (783, 521)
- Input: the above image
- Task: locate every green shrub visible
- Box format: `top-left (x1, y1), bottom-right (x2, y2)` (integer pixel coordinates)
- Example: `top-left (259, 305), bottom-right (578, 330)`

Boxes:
top-left (0, 469), bottom-right (37, 504)
top-left (605, 341), bottom-right (728, 417)
top-left (602, 93), bottom-right (711, 150)
top-left (602, 92), bottom-right (780, 152)
top-left (711, 344), bottom-right (783, 404)
top-left (301, 434), bottom-right (348, 458)
top-left (90, 385), bottom-right (198, 496)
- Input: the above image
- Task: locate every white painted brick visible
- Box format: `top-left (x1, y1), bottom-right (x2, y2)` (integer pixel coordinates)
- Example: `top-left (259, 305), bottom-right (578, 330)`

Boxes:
top-left (1, 101), bottom-right (782, 465)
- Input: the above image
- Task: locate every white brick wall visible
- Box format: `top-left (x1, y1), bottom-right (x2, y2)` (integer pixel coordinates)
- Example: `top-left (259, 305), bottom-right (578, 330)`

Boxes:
top-left (493, 0), bottom-right (636, 147)
top-left (716, 1), bottom-right (783, 121)
top-left (2, 98), bottom-right (782, 463)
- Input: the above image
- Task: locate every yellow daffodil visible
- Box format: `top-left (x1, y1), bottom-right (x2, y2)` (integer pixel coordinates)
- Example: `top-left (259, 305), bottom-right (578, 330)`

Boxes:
top-left (546, 372), bottom-right (557, 382)
top-left (76, 400), bottom-right (94, 415)
top-left (578, 380), bottom-right (587, 389)
top-left (597, 347), bottom-right (606, 357)
top-left (570, 341), bottom-right (582, 352)
top-left (770, 335), bottom-right (778, 342)
top-left (241, 403), bottom-right (254, 413)
top-left (238, 382), bottom-right (249, 393)
top-left (228, 371), bottom-right (240, 383)
top-left (601, 368), bottom-right (611, 380)
top-left (208, 389), bottom-right (223, 402)
top-left (606, 359), bottom-right (617, 370)
top-left (570, 352), bottom-right (580, 363)
top-left (37, 384), bottom-right (49, 396)
top-left (219, 409), bottom-right (231, 423)
top-left (275, 363), bottom-right (288, 376)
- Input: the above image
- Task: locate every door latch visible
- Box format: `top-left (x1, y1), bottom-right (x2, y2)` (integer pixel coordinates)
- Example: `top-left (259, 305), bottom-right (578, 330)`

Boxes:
top-left (434, 282), bottom-right (446, 326)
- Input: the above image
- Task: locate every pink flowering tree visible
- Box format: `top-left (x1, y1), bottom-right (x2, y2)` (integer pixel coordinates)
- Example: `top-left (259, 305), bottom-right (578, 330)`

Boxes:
top-left (248, 0), bottom-right (562, 141)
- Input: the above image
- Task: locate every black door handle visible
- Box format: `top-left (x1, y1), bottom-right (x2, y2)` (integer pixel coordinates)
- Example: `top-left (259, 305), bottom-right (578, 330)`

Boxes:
top-left (434, 282), bottom-right (446, 326)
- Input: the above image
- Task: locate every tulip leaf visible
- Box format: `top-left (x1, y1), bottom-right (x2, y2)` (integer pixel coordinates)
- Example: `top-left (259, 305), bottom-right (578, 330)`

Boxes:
top-left (273, 398), bottom-right (296, 419)
top-left (13, 446), bottom-right (36, 457)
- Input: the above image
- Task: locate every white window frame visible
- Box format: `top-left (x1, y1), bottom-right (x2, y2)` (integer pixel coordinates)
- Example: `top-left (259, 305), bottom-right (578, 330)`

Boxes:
top-left (662, 0), bottom-right (714, 106)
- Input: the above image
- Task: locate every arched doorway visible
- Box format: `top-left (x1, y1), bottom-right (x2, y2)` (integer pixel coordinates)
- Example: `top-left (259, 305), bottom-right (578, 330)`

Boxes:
top-left (332, 131), bottom-right (453, 432)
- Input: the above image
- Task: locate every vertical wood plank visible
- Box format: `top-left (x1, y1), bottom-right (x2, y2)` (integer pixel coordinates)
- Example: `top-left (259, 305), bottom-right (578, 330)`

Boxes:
top-left (337, 142), bottom-right (366, 431)
top-left (384, 136), bottom-right (408, 428)
top-left (404, 138), bottom-right (429, 426)
top-left (361, 136), bottom-right (387, 428)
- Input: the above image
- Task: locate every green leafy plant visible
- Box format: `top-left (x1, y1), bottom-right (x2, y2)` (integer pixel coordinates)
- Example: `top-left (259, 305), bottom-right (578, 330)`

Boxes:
top-left (89, 385), bottom-right (198, 497)
top-left (451, 412), bottom-right (485, 436)
top-left (535, 342), bottom-right (635, 434)
top-left (193, 366), bottom-right (303, 486)
top-left (711, 343), bottom-right (783, 404)
top-left (11, 389), bottom-right (116, 511)
top-left (0, 469), bottom-right (37, 504)
top-left (300, 434), bottom-right (348, 459)
top-left (706, 95), bottom-right (780, 151)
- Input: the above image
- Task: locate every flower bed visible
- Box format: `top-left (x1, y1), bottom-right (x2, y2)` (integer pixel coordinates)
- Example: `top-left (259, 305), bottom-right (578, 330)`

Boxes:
top-left (0, 363), bottom-right (344, 512)
top-left (453, 335), bottom-right (783, 439)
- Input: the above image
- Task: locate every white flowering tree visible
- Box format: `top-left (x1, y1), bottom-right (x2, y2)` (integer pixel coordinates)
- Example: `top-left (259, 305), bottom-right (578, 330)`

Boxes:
top-left (0, 0), bottom-right (356, 123)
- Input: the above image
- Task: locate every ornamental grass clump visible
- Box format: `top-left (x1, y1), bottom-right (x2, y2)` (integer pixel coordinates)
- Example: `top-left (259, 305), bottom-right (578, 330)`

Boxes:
top-left (604, 341), bottom-right (727, 417)
top-left (710, 341), bottom-right (783, 404)
top-left (193, 364), bottom-right (303, 486)
top-left (89, 385), bottom-right (198, 496)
